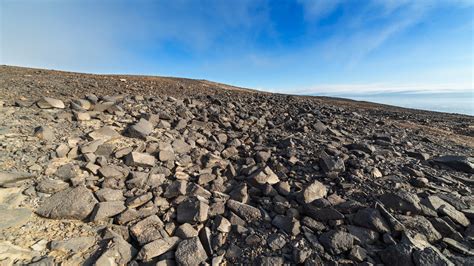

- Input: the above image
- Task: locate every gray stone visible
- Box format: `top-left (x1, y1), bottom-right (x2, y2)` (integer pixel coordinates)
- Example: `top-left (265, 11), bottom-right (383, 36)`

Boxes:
top-left (319, 152), bottom-right (345, 173)
top-left (125, 152), bottom-right (156, 167)
top-left (36, 185), bottom-right (98, 220)
top-left (36, 178), bottom-right (69, 194)
top-left (175, 223), bottom-right (199, 238)
top-left (130, 215), bottom-right (168, 245)
top-left (37, 97), bottom-right (65, 109)
top-left (50, 236), bottom-right (95, 253)
top-left (319, 230), bottom-right (354, 255)
top-left (175, 237), bottom-right (208, 266)
top-left (226, 199), bottom-right (262, 222)
top-left (0, 205), bottom-right (32, 230)
top-left (432, 155), bottom-right (474, 173)
top-left (380, 191), bottom-right (422, 214)
top-left (88, 126), bottom-right (121, 142)
top-left (95, 188), bottom-right (125, 202)
top-left (353, 208), bottom-right (391, 233)
top-left (90, 201), bottom-right (126, 221)
top-left (136, 237), bottom-right (180, 261)
top-left (172, 139), bottom-right (191, 154)
top-left (272, 215), bottom-right (301, 235)
top-left (0, 171), bottom-right (34, 187)
top-left (127, 118), bottom-right (154, 139)
top-left (413, 247), bottom-right (454, 266)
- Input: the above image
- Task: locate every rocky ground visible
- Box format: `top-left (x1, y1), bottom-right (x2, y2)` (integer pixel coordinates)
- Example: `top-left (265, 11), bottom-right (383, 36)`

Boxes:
top-left (0, 65), bottom-right (473, 265)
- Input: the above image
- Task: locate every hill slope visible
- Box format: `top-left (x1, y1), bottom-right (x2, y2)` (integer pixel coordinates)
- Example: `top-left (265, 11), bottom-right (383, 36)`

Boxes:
top-left (0, 65), bottom-right (473, 265)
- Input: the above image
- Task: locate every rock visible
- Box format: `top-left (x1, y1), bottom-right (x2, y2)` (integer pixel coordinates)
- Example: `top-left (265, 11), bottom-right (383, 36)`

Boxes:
top-left (55, 163), bottom-right (78, 180)
top-left (95, 235), bottom-right (136, 265)
top-left (353, 208), bottom-right (391, 233)
top-left (130, 215), bottom-right (167, 245)
top-left (125, 152), bottom-right (156, 167)
top-left (88, 126), bottom-right (121, 141)
top-left (74, 112), bottom-right (91, 121)
top-left (159, 150), bottom-right (175, 162)
top-left (36, 178), bottom-right (69, 193)
top-left (215, 216), bottom-right (231, 233)
top-left (0, 241), bottom-right (40, 262)
top-left (346, 143), bottom-right (375, 154)
top-left (36, 185), bottom-right (98, 220)
top-left (136, 237), bottom-right (180, 261)
top-left (175, 223), bottom-right (199, 238)
top-left (163, 180), bottom-right (187, 198)
top-left (34, 126), bottom-right (55, 141)
top-left (379, 191), bottom-right (421, 214)
top-left (226, 199), bottom-right (262, 222)
top-left (442, 238), bottom-right (474, 256)
top-left (302, 180), bottom-right (327, 203)
top-left (90, 201), bottom-right (126, 221)
top-left (127, 118), bottom-right (154, 139)
top-left (0, 205), bottom-right (31, 230)
top-left (319, 230), bottom-right (354, 255)
top-left (248, 166), bottom-right (280, 185)
top-left (432, 155), bottom-right (474, 173)
top-left (272, 215), bottom-right (300, 235)
top-left (50, 236), bottom-right (95, 253)
top-left (95, 188), bottom-right (125, 202)
top-left (177, 197), bottom-right (209, 223)
top-left (0, 171), bottom-right (34, 187)
top-left (319, 152), bottom-right (345, 173)
top-left (175, 237), bottom-right (208, 266)
top-left (80, 139), bottom-right (105, 154)
top-left (267, 233), bottom-right (287, 250)
top-left (413, 247), bottom-right (454, 266)
top-left (37, 97), bottom-right (65, 109)
top-left (172, 139), bottom-right (191, 154)
top-left (349, 245), bottom-right (367, 262)
top-left (439, 204), bottom-right (470, 227)
top-left (399, 215), bottom-right (442, 242)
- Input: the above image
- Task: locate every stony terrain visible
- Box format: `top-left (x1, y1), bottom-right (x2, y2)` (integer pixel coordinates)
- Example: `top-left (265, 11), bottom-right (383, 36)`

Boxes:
top-left (0, 65), bottom-right (473, 265)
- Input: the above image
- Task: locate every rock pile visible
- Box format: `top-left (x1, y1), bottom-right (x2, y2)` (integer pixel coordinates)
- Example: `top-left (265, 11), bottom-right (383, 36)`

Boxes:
top-left (0, 79), bottom-right (473, 265)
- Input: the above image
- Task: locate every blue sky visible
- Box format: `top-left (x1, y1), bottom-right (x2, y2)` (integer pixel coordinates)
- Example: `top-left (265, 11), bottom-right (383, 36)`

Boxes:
top-left (1, 0), bottom-right (473, 94)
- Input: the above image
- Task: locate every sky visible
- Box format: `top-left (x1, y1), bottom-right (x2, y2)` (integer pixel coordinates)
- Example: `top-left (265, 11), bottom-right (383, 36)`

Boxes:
top-left (1, 0), bottom-right (473, 94)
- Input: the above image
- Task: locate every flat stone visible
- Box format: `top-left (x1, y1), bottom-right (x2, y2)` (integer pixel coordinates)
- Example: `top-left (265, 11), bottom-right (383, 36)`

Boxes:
top-left (74, 112), bottom-right (91, 121)
top-left (90, 201), bottom-right (126, 221)
top-left (0, 171), bottom-right (34, 187)
top-left (36, 185), bottom-right (98, 220)
top-left (136, 237), bottom-right (180, 261)
top-left (36, 178), bottom-right (69, 194)
top-left (95, 188), bottom-right (125, 202)
top-left (413, 247), bottom-right (454, 266)
top-left (125, 152), bottom-right (156, 167)
top-left (439, 205), bottom-right (470, 227)
top-left (353, 208), bottom-right (391, 233)
top-left (175, 237), bottom-right (208, 266)
top-left (172, 139), bottom-right (191, 154)
top-left (88, 126), bottom-right (121, 142)
top-left (0, 205), bottom-right (32, 230)
top-left (226, 199), bottom-right (262, 222)
top-left (158, 150), bottom-right (175, 162)
top-left (50, 236), bottom-right (95, 253)
top-left (130, 215), bottom-right (168, 245)
top-left (80, 139), bottom-right (105, 154)
top-left (433, 155), bottom-right (474, 173)
top-left (379, 191), bottom-right (421, 214)
top-left (37, 97), bottom-right (65, 109)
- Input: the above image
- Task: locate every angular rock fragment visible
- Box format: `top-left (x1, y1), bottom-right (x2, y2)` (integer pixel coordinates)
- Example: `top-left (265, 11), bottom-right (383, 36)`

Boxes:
top-left (36, 185), bottom-right (97, 220)
top-left (248, 166), bottom-right (280, 185)
top-left (177, 197), bottom-right (209, 223)
top-left (88, 126), bottom-right (121, 142)
top-left (302, 181), bottom-right (327, 203)
top-left (127, 118), bottom-right (154, 139)
top-left (130, 215), bottom-right (168, 245)
top-left (90, 201), bottom-right (126, 221)
top-left (319, 230), bottom-right (354, 255)
top-left (432, 155), bottom-right (474, 173)
top-left (125, 152), bottom-right (156, 167)
top-left (226, 199), bottom-right (262, 222)
top-left (34, 126), bottom-right (54, 141)
top-left (136, 236), bottom-right (180, 261)
top-left (175, 237), bottom-right (208, 266)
